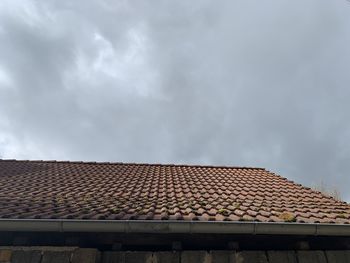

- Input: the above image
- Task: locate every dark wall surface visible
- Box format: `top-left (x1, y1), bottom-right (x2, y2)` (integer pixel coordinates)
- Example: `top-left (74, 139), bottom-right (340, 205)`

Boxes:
top-left (0, 247), bottom-right (350, 263)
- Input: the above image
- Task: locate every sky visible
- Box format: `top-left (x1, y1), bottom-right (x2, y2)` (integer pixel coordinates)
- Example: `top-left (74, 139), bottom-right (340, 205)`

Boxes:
top-left (0, 0), bottom-right (349, 202)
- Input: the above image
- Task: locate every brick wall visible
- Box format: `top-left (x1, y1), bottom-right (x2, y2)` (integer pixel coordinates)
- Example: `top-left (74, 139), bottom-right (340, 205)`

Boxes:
top-left (0, 247), bottom-right (349, 263)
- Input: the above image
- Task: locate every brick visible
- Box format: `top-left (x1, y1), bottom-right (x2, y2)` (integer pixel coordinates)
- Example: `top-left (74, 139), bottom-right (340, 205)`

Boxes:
top-left (235, 251), bottom-right (268, 263)
top-left (296, 251), bottom-right (327, 263)
top-left (153, 252), bottom-right (179, 263)
top-left (41, 251), bottom-right (72, 263)
top-left (325, 250), bottom-right (350, 263)
top-left (102, 252), bottom-right (125, 263)
top-left (125, 252), bottom-right (152, 263)
top-left (0, 250), bottom-right (11, 263)
top-left (267, 251), bottom-right (297, 263)
top-left (72, 248), bottom-right (100, 263)
top-left (211, 250), bottom-right (236, 263)
top-left (11, 250), bottom-right (41, 263)
top-left (181, 251), bottom-right (210, 263)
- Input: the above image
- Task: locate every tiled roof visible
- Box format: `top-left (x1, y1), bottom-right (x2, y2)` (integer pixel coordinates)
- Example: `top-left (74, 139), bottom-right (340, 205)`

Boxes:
top-left (0, 159), bottom-right (349, 224)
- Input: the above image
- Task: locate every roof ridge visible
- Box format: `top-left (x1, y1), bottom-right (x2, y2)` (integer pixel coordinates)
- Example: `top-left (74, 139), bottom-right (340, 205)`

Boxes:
top-left (0, 158), bottom-right (265, 170)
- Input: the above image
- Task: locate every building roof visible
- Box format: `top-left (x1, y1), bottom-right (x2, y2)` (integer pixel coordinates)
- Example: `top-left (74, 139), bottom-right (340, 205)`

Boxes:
top-left (0, 159), bottom-right (349, 224)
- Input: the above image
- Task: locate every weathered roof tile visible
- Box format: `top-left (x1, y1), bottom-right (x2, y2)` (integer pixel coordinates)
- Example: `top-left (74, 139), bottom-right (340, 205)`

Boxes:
top-left (0, 159), bottom-right (349, 224)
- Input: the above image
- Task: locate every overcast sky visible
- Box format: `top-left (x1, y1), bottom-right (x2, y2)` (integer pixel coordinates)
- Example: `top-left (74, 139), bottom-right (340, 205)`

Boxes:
top-left (0, 0), bottom-right (349, 202)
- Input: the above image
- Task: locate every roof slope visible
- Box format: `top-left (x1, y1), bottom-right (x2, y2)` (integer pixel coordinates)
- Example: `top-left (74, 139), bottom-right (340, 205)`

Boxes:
top-left (0, 159), bottom-right (349, 224)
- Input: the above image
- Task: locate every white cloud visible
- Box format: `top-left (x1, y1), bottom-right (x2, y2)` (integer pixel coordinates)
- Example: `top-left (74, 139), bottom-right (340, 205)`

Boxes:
top-left (0, 67), bottom-right (13, 88)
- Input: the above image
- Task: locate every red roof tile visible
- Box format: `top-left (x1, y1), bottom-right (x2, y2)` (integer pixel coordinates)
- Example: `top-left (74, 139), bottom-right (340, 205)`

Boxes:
top-left (0, 159), bottom-right (349, 224)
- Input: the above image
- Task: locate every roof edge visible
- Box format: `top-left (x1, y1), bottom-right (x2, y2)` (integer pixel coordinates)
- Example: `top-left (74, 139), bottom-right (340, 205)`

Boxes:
top-left (0, 219), bottom-right (348, 236)
top-left (0, 159), bottom-right (266, 170)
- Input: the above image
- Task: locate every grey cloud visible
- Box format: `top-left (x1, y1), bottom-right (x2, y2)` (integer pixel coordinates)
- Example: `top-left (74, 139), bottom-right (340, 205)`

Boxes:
top-left (0, 0), bottom-right (349, 201)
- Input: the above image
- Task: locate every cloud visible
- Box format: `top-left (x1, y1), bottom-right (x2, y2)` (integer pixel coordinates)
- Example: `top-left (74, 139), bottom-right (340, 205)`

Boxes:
top-left (0, 0), bottom-right (349, 201)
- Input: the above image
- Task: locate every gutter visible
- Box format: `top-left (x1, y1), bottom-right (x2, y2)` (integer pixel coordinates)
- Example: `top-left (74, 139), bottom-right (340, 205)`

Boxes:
top-left (0, 220), bottom-right (349, 236)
